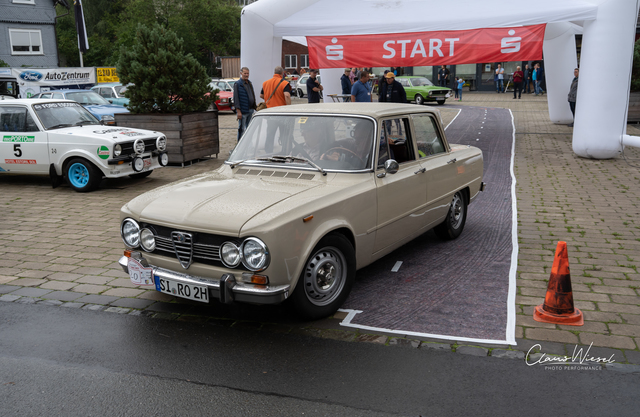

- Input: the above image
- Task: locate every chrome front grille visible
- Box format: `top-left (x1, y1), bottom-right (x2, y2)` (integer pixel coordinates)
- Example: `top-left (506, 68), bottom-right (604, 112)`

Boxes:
top-left (155, 233), bottom-right (221, 268)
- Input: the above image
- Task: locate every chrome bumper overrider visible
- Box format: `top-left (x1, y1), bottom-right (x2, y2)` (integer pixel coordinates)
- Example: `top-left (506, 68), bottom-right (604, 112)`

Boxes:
top-left (118, 255), bottom-right (290, 305)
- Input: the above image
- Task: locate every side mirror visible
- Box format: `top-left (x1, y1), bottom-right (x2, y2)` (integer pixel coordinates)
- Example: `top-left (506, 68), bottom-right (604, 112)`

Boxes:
top-left (108, 99), bottom-right (113, 104)
top-left (384, 159), bottom-right (399, 174)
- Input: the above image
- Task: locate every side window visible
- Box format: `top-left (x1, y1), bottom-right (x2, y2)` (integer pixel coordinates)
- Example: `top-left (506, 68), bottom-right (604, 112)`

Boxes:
top-left (25, 111), bottom-right (39, 132)
top-left (377, 118), bottom-right (415, 167)
top-left (52, 93), bottom-right (64, 99)
top-left (0, 106), bottom-right (32, 132)
top-left (100, 88), bottom-right (113, 98)
top-left (412, 115), bottom-right (446, 158)
top-left (41, 93), bottom-right (51, 99)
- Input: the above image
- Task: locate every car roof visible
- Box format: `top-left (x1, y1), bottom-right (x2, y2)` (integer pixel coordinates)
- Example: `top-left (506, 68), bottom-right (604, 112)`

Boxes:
top-left (258, 102), bottom-right (439, 118)
top-left (2, 98), bottom-right (77, 105)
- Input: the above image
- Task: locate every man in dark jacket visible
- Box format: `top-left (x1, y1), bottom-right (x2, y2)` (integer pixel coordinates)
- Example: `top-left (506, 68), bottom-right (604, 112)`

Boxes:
top-left (233, 67), bottom-right (256, 142)
top-left (568, 68), bottom-right (579, 127)
top-left (306, 69), bottom-right (323, 103)
top-left (378, 72), bottom-right (407, 104)
top-left (340, 68), bottom-right (351, 101)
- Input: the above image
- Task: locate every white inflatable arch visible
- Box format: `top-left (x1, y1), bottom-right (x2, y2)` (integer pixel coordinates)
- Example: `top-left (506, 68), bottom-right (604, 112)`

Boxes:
top-left (241, 0), bottom-right (640, 159)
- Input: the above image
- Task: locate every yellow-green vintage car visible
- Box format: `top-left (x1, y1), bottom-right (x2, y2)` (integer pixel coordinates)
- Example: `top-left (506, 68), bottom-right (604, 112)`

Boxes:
top-left (118, 103), bottom-right (485, 319)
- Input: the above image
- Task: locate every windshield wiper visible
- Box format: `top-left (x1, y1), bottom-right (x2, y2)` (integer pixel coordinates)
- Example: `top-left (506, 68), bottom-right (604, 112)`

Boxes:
top-left (74, 120), bottom-right (97, 126)
top-left (257, 155), bottom-right (326, 176)
top-left (47, 123), bottom-right (73, 130)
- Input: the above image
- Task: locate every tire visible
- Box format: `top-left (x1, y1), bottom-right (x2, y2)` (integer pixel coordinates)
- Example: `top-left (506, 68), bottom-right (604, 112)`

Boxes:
top-left (434, 190), bottom-right (467, 240)
top-left (437, 99), bottom-right (446, 105)
top-left (129, 170), bottom-right (153, 179)
top-left (297, 88), bottom-right (304, 98)
top-left (65, 158), bottom-right (102, 192)
top-left (290, 234), bottom-right (356, 320)
top-left (415, 94), bottom-right (424, 105)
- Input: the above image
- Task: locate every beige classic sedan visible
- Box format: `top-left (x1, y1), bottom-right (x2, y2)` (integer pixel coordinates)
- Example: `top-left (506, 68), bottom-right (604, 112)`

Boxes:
top-left (119, 103), bottom-right (485, 319)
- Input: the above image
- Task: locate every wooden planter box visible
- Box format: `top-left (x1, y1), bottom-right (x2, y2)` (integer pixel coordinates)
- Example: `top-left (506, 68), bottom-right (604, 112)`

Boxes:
top-left (115, 111), bottom-right (219, 164)
top-left (629, 92), bottom-right (640, 123)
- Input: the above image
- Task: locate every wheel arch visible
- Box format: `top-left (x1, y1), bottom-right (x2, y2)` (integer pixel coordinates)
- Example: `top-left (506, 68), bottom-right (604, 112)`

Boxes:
top-left (58, 150), bottom-right (107, 177)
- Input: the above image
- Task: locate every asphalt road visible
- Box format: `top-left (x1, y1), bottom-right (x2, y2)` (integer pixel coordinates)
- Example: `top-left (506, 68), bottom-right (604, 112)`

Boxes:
top-left (1, 301), bottom-right (638, 416)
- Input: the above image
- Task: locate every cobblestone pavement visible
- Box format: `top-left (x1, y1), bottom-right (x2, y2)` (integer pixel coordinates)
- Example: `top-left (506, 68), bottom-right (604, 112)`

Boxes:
top-left (1, 93), bottom-right (639, 369)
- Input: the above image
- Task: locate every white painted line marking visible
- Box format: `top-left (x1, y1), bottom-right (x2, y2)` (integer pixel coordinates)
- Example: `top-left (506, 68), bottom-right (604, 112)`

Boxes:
top-left (391, 261), bottom-right (403, 272)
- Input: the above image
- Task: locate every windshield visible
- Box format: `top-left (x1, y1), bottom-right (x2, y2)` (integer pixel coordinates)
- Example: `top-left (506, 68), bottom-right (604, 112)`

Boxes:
top-left (65, 91), bottom-right (111, 105)
top-left (410, 77), bottom-right (434, 87)
top-left (33, 102), bottom-right (99, 129)
top-left (114, 85), bottom-right (128, 96)
top-left (229, 115), bottom-right (375, 171)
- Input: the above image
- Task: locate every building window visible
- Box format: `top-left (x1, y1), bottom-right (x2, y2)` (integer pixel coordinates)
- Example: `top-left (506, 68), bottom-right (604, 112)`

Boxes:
top-left (12, 0), bottom-right (36, 4)
top-left (284, 54), bottom-right (297, 69)
top-left (300, 54), bottom-right (309, 68)
top-left (9, 29), bottom-right (43, 55)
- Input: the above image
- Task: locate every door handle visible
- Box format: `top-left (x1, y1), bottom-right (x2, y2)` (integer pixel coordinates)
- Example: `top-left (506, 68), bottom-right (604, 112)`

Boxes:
top-left (447, 158), bottom-right (457, 164)
top-left (414, 167), bottom-right (426, 174)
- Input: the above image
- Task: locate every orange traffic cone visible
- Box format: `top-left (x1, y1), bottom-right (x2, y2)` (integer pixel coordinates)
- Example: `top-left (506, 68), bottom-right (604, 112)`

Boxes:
top-left (533, 241), bottom-right (584, 326)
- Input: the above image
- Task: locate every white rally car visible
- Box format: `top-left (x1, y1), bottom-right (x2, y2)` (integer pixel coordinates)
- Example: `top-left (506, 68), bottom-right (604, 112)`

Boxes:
top-left (0, 99), bottom-right (169, 192)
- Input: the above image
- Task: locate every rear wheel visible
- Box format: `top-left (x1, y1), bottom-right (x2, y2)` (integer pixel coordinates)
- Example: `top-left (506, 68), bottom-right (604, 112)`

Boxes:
top-left (290, 234), bottom-right (356, 320)
top-left (65, 158), bottom-right (102, 192)
top-left (434, 190), bottom-right (467, 240)
top-left (415, 94), bottom-right (424, 105)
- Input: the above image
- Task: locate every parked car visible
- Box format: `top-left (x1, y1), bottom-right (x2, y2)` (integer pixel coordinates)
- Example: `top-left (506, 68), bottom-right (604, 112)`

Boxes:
top-left (118, 103), bottom-right (485, 319)
top-left (32, 89), bottom-right (129, 125)
top-left (0, 76), bottom-right (20, 99)
top-left (0, 99), bottom-right (169, 192)
top-left (209, 78), bottom-right (236, 112)
top-left (91, 83), bottom-right (130, 106)
top-left (295, 73), bottom-right (321, 98)
top-left (395, 76), bottom-right (451, 105)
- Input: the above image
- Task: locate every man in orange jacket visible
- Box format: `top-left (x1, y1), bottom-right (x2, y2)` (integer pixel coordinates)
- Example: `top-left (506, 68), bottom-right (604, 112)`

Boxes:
top-left (260, 66), bottom-right (292, 153)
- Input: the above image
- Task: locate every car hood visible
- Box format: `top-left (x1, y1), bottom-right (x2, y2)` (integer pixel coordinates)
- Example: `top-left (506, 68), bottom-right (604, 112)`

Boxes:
top-left (50, 125), bottom-right (162, 143)
top-left (83, 104), bottom-right (130, 116)
top-left (123, 169), bottom-right (324, 236)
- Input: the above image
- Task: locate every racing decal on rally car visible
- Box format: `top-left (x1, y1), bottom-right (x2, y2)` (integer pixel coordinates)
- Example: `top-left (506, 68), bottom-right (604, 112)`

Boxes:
top-left (5, 159), bottom-right (36, 164)
top-left (33, 103), bottom-right (80, 110)
top-left (93, 128), bottom-right (128, 134)
top-left (97, 145), bottom-right (110, 160)
top-left (118, 131), bottom-right (144, 137)
top-left (3, 135), bottom-right (35, 143)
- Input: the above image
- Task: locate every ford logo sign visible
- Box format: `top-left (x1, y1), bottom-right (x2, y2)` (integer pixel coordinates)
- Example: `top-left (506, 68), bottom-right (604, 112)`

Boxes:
top-left (19, 71), bottom-right (43, 82)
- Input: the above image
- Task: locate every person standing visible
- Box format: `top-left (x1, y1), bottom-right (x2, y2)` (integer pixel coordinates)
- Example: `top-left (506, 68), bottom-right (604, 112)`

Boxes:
top-left (567, 68), bottom-right (579, 127)
top-left (306, 69), bottom-right (323, 103)
top-left (349, 67), bottom-right (357, 85)
top-left (533, 63), bottom-right (544, 95)
top-left (340, 68), bottom-right (351, 101)
top-left (438, 65), bottom-right (449, 87)
top-left (233, 67), bottom-right (256, 142)
top-left (457, 77), bottom-right (464, 101)
top-left (524, 64), bottom-right (532, 94)
top-left (512, 66), bottom-right (524, 99)
top-left (495, 64), bottom-right (505, 93)
top-left (351, 71), bottom-right (372, 102)
top-left (260, 66), bottom-right (292, 153)
top-left (378, 72), bottom-right (406, 103)
top-left (453, 77), bottom-right (459, 99)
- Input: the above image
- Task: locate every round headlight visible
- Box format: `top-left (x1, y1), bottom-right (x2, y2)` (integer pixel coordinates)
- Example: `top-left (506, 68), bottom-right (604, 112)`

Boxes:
top-left (220, 242), bottom-right (241, 268)
top-left (114, 143), bottom-right (122, 157)
top-left (156, 136), bottom-right (167, 152)
top-left (134, 138), bottom-right (145, 155)
top-left (121, 219), bottom-right (140, 248)
top-left (132, 157), bottom-right (144, 172)
top-left (241, 237), bottom-right (269, 271)
top-left (140, 228), bottom-right (156, 252)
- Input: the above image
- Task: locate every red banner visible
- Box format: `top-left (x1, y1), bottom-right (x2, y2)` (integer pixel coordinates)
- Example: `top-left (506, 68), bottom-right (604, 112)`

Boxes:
top-left (308, 25), bottom-right (546, 69)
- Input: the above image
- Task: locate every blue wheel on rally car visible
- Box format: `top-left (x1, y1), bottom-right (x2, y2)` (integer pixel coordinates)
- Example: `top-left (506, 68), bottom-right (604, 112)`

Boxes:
top-left (65, 158), bottom-right (102, 192)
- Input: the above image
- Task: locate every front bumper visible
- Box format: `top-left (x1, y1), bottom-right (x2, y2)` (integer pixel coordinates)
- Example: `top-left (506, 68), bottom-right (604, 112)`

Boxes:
top-left (118, 254), bottom-right (290, 305)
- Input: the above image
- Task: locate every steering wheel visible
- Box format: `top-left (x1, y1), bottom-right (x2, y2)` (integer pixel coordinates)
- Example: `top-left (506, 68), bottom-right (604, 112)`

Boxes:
top-left (321, 147), bottom-right (364, 165)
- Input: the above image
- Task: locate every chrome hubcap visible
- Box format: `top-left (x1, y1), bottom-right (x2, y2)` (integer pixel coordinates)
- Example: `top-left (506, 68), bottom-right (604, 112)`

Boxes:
top-left (450, 193), bottom-right (464, 229)
top-left (303, 247), bottom-right (346, 306)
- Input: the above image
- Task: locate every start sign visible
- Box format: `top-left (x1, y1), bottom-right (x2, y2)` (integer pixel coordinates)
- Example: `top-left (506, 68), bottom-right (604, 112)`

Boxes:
top-left (308, 24), bottom-right (546, 68)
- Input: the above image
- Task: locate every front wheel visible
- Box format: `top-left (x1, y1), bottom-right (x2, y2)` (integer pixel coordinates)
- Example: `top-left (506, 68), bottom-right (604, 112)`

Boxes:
top-left (290, 234), bottom-right (356, 320)
top-left (65, 158), bottom-right (102, 192)
top-left (434, 190), bottom-right (467, 240)
top-left (437, 99), bottom-right (446, 105)
top-left (297, 88), bottom-right (304, 98)
top-left (415, 94), bottom-right (424, 105)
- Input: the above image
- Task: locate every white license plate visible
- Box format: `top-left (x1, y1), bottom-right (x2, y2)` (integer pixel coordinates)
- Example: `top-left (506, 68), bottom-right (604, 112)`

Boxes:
top-left (128, 258), bottom-right (154, 285)
top-left (155, 276), bottom-right (209, 303)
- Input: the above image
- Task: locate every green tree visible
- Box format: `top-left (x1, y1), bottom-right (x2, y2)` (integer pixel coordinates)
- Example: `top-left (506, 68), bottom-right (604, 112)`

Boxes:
top-left (117, 23), bottom-right (215, 113)
top-left (0, 59), bottom-right (9, 67)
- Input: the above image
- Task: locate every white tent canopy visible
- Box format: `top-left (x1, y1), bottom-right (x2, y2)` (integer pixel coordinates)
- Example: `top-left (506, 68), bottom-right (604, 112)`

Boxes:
top-left (242, 0), bottom-right (640, 159)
